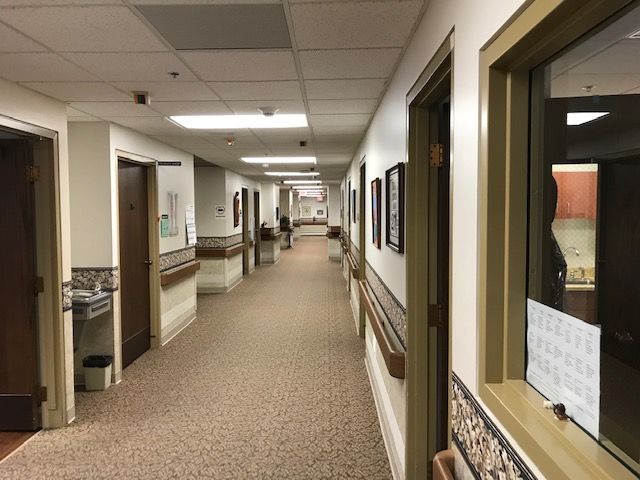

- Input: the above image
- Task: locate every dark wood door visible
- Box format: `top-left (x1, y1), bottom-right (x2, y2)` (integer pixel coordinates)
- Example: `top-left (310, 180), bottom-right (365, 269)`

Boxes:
top-left (598, 161), bottom-right (640, 368)
top-left (242, 188), bottom-right (249, 275)
top-left (434, 98), bottom-right (451, 452)
top-left (0, 138), bottom-right (40, 431)
top-left (118, 160), bottom-right (150, 368)
top-left (254, 191), bottom-right (261, 266)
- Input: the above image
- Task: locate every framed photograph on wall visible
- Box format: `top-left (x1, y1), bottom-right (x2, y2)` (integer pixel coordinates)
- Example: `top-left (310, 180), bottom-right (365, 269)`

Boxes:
top-left (233, 192), bottom-right (240, 228)
top-left (352, 189), bottom-right (357, 223)
top-left (371, 178), bottom-right (381, 249)
top-left (385, 163), bottom-right (405, 253)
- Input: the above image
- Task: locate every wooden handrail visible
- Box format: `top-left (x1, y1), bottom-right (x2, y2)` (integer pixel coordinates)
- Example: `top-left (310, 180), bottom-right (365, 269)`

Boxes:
top-left (196, 243), bottom-right (244, 258)
top-left (160, 260), bottom-right (200, 286)
top-left (359, 280), bottom-right (406, 379)
top-left (346, 251), bottom-right (359, 278)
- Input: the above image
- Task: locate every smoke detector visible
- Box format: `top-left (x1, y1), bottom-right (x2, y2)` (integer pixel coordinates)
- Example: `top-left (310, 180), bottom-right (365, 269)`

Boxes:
top-left (258, 106), bottom-right (280, 117)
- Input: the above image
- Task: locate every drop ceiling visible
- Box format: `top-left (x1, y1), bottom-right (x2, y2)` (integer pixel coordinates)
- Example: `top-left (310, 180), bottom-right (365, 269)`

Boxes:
top-left (0, 0), bottom-right (426, 181)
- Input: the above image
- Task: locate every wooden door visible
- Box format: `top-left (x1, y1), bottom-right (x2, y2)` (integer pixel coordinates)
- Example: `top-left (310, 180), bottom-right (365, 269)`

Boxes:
top-left (118, 160), bottom-right (151, 368)
top-left (598, 161), bottom-right (640, 368)
top-left (432, 98), bottom-right (451, 452)
top-left (0, 138), bottom-right (40, 431)
top-left (242, 188), bottom-right (249, 275)
top-left (254, 191), bottom-right (261, 266)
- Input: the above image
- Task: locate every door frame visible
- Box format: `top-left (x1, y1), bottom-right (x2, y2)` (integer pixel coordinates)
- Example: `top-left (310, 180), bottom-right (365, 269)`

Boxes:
top-left (0, 114), bottom-right (67, 428)
top-left (358, 157), bottom-right (367, 338)
top-left (405, 35), bottom-right (454, 478)
top-left (115, 154), bottom-right (160, 361)
top-left (241, 186), bottom-right (249, 275)
top-left (254, 190), bottom-right (261, 266)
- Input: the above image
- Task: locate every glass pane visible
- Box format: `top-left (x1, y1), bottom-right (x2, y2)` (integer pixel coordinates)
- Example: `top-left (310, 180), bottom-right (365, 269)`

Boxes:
top-left (528, 2), bottom-right (640, 474)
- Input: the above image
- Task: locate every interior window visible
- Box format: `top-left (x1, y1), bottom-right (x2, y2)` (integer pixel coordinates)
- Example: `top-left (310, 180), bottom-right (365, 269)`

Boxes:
top-left (528, 3), bottom-right (640, 474)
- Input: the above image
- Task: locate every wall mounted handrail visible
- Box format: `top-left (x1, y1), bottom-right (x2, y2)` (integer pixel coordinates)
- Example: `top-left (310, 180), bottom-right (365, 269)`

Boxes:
top-left (359, 280), bottom-right (406, 379)
top-left (160, 260), bottom-right (200, 286)
top-left (346, 251), bottom-right (359, 278)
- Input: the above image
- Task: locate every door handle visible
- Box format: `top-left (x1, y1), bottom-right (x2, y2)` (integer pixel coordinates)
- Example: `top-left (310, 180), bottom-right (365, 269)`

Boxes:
top-left (144, 260), bottom-right (153, 266)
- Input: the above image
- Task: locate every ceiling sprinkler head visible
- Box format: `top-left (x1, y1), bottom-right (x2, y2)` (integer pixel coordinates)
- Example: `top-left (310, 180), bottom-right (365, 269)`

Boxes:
top-left (225, 135), bottom-right (235, 146)
top-left (168, 71), bottom-right (180, 79)
top-left (258, 106), bottom-right (280, 117)
top-left (582, 85), bottom-right (595, 93)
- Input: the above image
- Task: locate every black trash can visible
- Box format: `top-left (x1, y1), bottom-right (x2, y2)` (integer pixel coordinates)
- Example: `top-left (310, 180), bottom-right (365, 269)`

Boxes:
top-left (83, 355), bottom-right (113, 391)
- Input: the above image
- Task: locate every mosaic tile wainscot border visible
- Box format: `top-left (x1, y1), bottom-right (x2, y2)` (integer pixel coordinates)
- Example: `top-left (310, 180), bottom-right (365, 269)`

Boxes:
top-left (196, 234), bottom-right (243, 249)
top-left (159, 246), bottom-right (196, 272)
top-left (71, 267), bottom-right (119, 291)
top-left (365, 262), bottom-right (406, 348)
top-left (62, 280), bottom-right (72, 312)
top-left (452, 373), bottom-right (537, 480)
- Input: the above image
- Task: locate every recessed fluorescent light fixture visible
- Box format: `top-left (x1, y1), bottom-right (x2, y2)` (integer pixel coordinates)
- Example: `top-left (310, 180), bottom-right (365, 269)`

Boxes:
top-left (292, 186), bottom-right (326, 189)
top-left (242, 156), bottom-right (316, 164)
top-left (567, 112), bottom-right (609, 126)
top-left (264, 172), bottom-right (320, 176)
top-left (283, 180), bottom-right (321, 184)
top-left (170, 114), bottom-right (307, 130)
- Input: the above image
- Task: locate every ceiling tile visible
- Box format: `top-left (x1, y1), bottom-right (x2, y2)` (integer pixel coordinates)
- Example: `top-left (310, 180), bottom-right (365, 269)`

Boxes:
top-left (70, 102), bottom-right (157, 117)
top-left (132, 0), bottom-right (280, 4)
top-left (225, 100), bottom-right (305, 115)
top-left (305, 79), bottom-right (386, 99)
top-left (310, 114), bottom-right (370, 128)
top-left (209, 81), bottom-right (302, 100)
top-left (551, 73), bottom-right (640, 97)
top-left (0, 22), bottom-right (45, 52)
top-left (0, 0), bottom-right (122, 3)
top-left (299, 49), bottom-right (401, 79)
top-left (308, 99), bottom-right (376, 114)
top-left (291, 1), bottom-right (422, 49)
top-left (64, 53), bottom-right (196, 81)
top-left (0, 6), bottom-right (167, 52)
top-left (312, 124), bottom-right (366, 135)
top-left (67, 106), bottom-right (101, 122)
top-left (181, 50), bottom-right (297, 81)
top-left (23, 82), bottom-right (130, 102)
top-left (0, 53), bottom-right (97, 81)
top-left (103, 116), bottom-right (185, 136)
top-left (151, 101), bottom-right (232, 116)
top-left (111, 81), bottom-right (219, 101)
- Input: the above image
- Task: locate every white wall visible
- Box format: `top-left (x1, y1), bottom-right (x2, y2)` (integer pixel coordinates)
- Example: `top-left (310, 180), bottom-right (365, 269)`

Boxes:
top-left (328, 185), bottom-right (341, 227)
top-left (260, 183), bottom-right (279, 228)
top-left (69, 123), bottom-right (112, 267)
top-left (300, 196), bottom-right (327, 218)
top-left (292, 191), bottom-right (300, 220)
top-left (194, 166), bottom-right (227, 237)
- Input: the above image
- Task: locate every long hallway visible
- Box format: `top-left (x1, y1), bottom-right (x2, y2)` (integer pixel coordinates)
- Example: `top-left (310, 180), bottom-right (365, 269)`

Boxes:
top-left (0, 238), bottom-right (390, 479)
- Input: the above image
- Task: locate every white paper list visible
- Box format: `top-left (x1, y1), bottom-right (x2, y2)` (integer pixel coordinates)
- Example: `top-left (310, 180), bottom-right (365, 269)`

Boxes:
top-left (526, 299), bottom-right (600, 438)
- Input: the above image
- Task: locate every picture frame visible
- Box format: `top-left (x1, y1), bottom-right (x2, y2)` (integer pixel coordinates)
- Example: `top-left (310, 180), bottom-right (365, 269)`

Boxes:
top-left (347, 180), bottom-right (351, 225)
top-left (385, 163), bottom-right (405, 253)
top-left (371, 177), bottom-right (381, 249)
top-left (233, 192), bottom-right (240, 228)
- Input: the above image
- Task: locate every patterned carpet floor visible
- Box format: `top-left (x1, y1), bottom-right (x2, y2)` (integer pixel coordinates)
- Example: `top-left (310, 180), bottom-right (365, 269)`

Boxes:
top-left (0, 237), bottom-right (391, 479)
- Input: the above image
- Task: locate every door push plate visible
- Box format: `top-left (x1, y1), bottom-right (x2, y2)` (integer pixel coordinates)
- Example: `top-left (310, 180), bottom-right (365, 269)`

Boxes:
top-left (429, 143), bottom-right (444, 168)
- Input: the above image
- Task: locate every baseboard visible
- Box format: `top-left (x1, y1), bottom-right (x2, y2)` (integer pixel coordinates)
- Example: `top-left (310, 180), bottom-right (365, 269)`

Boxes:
top-left (365, 350), bottom-right (405, 480)
top-left (161, 309), bottom-right (196, 346)
top-left (66, 405), bottom-right (76, 425)
top-left (197, 276), bottom-right (243, 294)
top-left (350, 296), bottom-right (359, 335)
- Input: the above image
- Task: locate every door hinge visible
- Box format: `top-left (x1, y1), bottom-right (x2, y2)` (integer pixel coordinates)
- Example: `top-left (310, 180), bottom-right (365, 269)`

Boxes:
top-left (39, 386), bottom-right (47, 404)
top-left (33, 276), bottom-right (44, 295)
top-left (27, 165), bottom-right (40, 183)
top-left (429, 143), bottom-right (444, 168)
top-left (428, 303), bottom-right (446, 328)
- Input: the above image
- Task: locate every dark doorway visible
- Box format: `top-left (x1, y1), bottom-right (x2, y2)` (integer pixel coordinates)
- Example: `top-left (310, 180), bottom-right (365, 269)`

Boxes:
top-left (254, 191), bottom-right (261, 266)
top-left (431, 96), bottom-right (451, 453)
top-left (242, 187), bottom-right (249, 275)
top-left (0, 135), bottom-right (41, 431)
top-left (118, 160), bottom-right (151, 368)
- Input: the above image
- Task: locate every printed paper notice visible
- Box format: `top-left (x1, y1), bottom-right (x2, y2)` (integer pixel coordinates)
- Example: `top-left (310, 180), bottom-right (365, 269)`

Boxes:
top-left (185, 205), bottom-right (196, 246)
top-left (526, 299), bottom-right (600, 437)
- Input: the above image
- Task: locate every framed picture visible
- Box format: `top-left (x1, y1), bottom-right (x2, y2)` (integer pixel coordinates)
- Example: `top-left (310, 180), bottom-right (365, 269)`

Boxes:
top-left (347, 180), bottom-right (351, 225)
top-left (371, 178), bottom-right (381, 249)
top-left (301, 205), bottom-right (312, 217)
top-left (385, 163), bottom-right (405, 253)
top-left (233, 192), bottom-right (240, 228)
top-left (352, 189), bottom-right (357, 223)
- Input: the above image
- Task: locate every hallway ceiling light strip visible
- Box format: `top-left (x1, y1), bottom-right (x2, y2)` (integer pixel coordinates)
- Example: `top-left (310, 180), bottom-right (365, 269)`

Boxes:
top-left (170, 114), bottom-right (308, 129)
top-left (283, 180), bottom-right (321, 184)
top-left (265, 172), bottom-right (320, 176)
top-left (242, 157), bottom-right (316, 164)
top-left (292, 185), bottom-right (326, 190)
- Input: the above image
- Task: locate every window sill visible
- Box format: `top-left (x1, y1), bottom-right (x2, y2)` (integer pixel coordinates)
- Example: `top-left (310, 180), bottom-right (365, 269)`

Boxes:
top-left (480, 380), bottom-right (635, 480)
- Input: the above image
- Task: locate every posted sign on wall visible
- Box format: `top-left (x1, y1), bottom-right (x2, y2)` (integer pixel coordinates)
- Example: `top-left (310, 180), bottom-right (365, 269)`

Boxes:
top-left (526, 299), bottom-right (600, 437)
